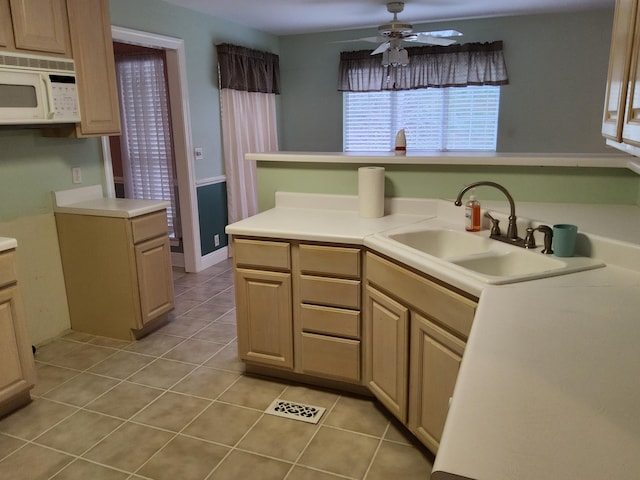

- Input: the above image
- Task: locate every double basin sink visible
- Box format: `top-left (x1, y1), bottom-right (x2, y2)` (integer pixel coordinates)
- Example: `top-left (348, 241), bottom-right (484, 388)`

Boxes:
top-left (376, 224), bottom-right (605, 285)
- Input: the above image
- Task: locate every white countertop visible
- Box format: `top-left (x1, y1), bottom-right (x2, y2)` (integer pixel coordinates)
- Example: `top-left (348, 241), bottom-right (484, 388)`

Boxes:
top-left (226, 192), bottom-right (640, 480)
top-left (246, 151), bottom-right (640, 173)
top-left (0, 237), bottom-right (17, 252)
top-left (52, 185), bottom-right (170, 218)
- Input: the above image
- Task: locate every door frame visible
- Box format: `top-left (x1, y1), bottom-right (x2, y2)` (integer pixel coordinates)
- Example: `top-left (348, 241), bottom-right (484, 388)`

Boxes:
top-left (102, 25), bottom-right (201, 272)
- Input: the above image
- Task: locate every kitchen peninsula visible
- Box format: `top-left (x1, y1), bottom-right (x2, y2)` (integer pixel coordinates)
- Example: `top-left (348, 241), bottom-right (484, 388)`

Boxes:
top-left (226, 181), bottom-right (640, 480)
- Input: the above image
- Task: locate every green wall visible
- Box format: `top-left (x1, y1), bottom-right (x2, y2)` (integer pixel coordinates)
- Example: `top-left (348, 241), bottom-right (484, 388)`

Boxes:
top-left (197, 182), bottom-right (228, 255)
top-left (257, 162), bottom-right (639, 211)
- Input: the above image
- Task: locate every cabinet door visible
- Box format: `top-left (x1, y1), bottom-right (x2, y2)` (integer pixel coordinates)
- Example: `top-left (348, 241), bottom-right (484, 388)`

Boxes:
top-left (0, 285), bottom-right (36, 407)
top-left (7, 0), bottom-right (71, 55)
top-left (235, 268), bottom-right (293, 369)
top-left (66, 0), bottom-right (121, 136)
top-left (603, 0), bottom-right (638, 141)
top-left (0, 0), bottom-right (13, 49)
top-left (622, 1), bottom-right (640, 144)
top-left (134, 235), bottom-right (174, 327)
top-left (409, 311), bottom-right (465, 454)
top-left (365, 285), bottom-right (409, 422)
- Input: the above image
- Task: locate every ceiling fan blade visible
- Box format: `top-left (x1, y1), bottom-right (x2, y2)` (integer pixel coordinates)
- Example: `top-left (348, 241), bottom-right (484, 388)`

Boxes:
top-left (420, 29), bottom-right (463, 38)
top-left (410, 33), bottom-right (458, 46)
top-left (331, 36), bottom-right (385, 44)
top-left (371, 41), bottom-right (391, 55)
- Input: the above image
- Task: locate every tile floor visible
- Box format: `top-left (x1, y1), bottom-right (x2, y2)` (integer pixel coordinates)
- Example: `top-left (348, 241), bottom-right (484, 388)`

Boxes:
top-left (0, 259), bottom-right (434, 480)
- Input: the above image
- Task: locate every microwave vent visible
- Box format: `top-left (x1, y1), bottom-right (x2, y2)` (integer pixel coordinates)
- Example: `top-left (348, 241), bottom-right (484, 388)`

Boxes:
top-left (0, 53), bottom-right (74, 73)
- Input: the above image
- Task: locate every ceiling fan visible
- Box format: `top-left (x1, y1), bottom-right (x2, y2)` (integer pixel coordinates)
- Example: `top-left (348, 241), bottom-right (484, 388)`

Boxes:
top-left (343, 2), bottom-right (463, 66)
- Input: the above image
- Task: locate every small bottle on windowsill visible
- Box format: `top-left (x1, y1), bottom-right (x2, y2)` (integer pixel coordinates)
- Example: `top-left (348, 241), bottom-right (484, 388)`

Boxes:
top-left (465, 191), bottom-right (481, 232)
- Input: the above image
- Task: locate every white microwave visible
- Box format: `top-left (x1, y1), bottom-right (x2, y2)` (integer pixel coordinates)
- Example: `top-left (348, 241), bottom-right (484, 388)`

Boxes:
top-left (0, 51), bottom-right (80, 125)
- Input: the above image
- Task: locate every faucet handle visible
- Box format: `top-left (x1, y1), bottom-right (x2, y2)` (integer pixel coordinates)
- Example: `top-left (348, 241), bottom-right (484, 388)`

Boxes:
top-left (484, 212), bottom-right (501, 236)
top-left (524, 227), bottom-right (536, 248)
top-left (524, 225), bottom-right (554, 254)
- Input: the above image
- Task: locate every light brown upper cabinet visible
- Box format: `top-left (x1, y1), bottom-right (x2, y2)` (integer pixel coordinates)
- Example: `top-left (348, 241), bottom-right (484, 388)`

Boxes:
top-left (66, 0), bottom-right (121, 137)
top-left (602, 0), bottom-right (640, 147)
top-left (0, 0), bottom-right (71, 56)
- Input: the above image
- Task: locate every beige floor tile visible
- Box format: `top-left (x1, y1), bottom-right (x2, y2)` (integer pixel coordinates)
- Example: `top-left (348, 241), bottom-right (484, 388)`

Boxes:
top-left (0, 443), bottom-right (74, 479)
top-left (0, 398), bottom-right (77, 440)
top-left (279, 385), bottom-right (340, 412)
top-left (31, 363), bottom-right (80, 397)
top-left (124, 334), bottom-right (185, 357)
top-left (192, 320), bottom-right (237, 343)
top-left (172, 297), bottom-right (203, 316)
top-left (385, 416), bottom-right (419, 445)
top-left (238, 414), bottom-right (317, 461)
top-left (33, 410), bottom-right (122, 455)
top-left (180, 302), bottom-right (233, 322)
top-left (137, 434), bottom-right (229, 480)
top-left (83, 422), bottom-right (174, 473)
top-left (298, 426), bottom-right (379, 479)
top-left (156, 317), bottom-right (211, 337)
top-left (127, 359), bottom-right (196, 389)
top-left (36, 340), bottom-right (117, 370)
top-left (88, 336), bottom-right (132, 349)
top-left (216, 309), bottom-right (236, 324)
top-left (323, 395), bottom-right (389, 437)
top-left (42, 373), bottom-right (120, 407)
top-left (0, 433), bottom-right (25, 459)
top-left (182, 402), bottom-right (261, 446)
top-left (208, 450), bottom-right (291, 480)
top-left (88, 351), bottom-right (155, 379)
top-left (285, 466), bottom-right (345, 480)
top-left (85, 382), bottom-right (163, 419)
top-left (62, 331), bottom-right (95, 342)
top-left (51, 459), bottom-right (129, 480)
top-left (205, 290), bottom-right (235, 308)
top-left (203, 342), bottom-right (245, 372)
top-left (171, 366), bottom-right (240, 399)
top-left (365, 440), bottom-right (433, 480)
top-left (131, 392), bottom-right (210, 432)
top-left (217, 375), bottom-right (287, 410)
top-left (162, 338), bottom-right (226, 364)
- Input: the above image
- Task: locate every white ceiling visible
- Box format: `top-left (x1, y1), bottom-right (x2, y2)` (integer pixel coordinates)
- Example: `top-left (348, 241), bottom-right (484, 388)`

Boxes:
top-left (162, 0), bottom-right (614, 35)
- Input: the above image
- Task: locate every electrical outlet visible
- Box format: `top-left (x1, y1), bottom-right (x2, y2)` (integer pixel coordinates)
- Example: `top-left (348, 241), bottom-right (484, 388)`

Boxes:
top-left (194, 147), bottom-right (204, 160)
top-left (71, 167), bottom-right (82, 184)
top-left (214, 234), bottom-right (220, 247)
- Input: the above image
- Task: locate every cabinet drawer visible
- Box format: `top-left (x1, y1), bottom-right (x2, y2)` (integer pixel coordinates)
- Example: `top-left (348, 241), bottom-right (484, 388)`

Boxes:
top-left (0, 251), bottom-right (17, 289)
top-left (301, 332), bottom-right (360, 383)
top-left (234, 238), bottom-right (290, 271)
top-left (131, 211), bottom-right (169, 244)
top-left (366, 253), bottom-right (476, 339)
top-left (300, 275), bottom-right (360, 309)
top-left (300, 304), bottom-right (360, 339)
top-left (299, 244), bottom-right (360, 278)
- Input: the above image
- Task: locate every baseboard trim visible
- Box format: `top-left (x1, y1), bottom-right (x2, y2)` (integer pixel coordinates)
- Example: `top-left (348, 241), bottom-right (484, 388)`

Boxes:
top-left (197, 246), bottom-right (229, 271)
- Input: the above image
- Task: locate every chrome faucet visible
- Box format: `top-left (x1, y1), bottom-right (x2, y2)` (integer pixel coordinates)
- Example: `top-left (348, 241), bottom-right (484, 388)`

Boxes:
top-left (454, 181), bottom-right (522, 245)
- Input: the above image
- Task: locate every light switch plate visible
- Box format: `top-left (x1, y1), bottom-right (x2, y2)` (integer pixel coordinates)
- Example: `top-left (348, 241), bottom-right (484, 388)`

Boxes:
top-left (72, 167), bottom-right (82, 184)
top-left (194, 147), bottom-right (203, 160)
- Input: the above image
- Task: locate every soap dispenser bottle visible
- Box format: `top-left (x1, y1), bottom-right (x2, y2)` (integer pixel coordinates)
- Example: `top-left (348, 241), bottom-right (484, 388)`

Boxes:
top-left (465, 190), bottom-right (481, 232)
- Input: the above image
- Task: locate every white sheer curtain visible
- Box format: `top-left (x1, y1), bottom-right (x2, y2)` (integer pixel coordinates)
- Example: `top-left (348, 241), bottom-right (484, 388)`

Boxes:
top-left (116, 52), bottom-right (179, 238)
top-left (217, 43), bottom-right (280, 228)
top-left (220, 89), bottom-right (278, 224)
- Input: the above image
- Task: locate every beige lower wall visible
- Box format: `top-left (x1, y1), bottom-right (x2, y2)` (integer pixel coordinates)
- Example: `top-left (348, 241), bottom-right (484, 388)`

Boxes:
top-left (1, 213), bottom-right (71, 346)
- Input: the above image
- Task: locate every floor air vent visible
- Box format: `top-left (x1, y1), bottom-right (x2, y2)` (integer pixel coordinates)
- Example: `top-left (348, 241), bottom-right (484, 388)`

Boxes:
top-left (265, 399), bottom-right (326, 424)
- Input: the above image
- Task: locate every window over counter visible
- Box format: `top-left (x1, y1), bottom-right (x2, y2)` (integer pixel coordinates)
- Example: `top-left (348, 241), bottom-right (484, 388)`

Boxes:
top-left (343, 86), bottom-right (500, 152)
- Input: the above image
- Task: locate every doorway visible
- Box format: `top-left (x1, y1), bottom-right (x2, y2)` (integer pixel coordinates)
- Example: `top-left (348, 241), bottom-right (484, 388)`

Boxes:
top-left (102, 26), bottom-right (201, 272)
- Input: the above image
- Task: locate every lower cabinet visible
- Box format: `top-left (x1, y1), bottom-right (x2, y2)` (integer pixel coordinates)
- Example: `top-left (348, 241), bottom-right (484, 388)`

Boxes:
top-left (234, 238), bottom-right (293, 369)
top-left (0, 248), bottom-right (37, 418)
top-left (365, 252), bottom-right (477, 454)
top-left (231, 237), bottom-right (477, 455)
top-left (55, 209), bottom-right (174, 340)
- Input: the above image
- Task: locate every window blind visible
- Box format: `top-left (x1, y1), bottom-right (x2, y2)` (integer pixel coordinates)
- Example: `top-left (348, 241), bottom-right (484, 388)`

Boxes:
top-left (343, 86), bottom-right (500, 152)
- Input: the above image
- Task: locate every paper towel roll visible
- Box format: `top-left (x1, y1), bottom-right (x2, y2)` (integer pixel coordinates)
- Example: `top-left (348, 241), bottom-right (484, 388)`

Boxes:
top-left (358, 166), bottom-right (385, 218)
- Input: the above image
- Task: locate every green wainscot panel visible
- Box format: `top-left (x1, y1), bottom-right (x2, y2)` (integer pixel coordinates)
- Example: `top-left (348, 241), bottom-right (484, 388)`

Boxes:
top-left (197, 182), bottom-right (228, 255)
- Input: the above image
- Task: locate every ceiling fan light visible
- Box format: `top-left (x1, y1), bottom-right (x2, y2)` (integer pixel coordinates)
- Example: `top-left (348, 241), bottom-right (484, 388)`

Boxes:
top-left (400, 48), bottom-right (409, 66)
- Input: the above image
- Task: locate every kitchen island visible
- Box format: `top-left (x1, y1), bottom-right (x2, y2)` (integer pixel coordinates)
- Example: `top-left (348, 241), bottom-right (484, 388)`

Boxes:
top-left (226, 191), bottom-right (640, 480)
